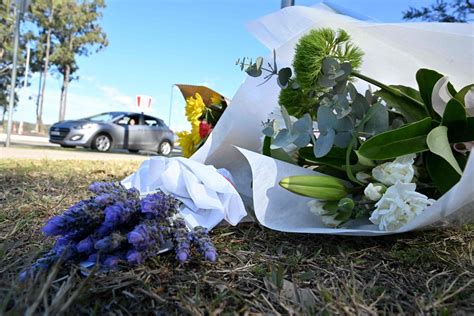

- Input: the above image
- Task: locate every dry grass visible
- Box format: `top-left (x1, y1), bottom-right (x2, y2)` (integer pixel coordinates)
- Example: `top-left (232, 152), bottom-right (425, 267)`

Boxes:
top-left (0, 159), bottom-right (473, 315)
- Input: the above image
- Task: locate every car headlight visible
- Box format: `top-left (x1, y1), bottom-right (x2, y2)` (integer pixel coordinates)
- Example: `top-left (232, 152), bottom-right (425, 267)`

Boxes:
top-left (74, 123), bottom-right (94, 129)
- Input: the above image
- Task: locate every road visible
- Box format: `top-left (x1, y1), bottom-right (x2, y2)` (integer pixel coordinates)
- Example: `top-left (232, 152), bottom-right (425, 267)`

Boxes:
top-left (0, 133), bottom-right (181, 161)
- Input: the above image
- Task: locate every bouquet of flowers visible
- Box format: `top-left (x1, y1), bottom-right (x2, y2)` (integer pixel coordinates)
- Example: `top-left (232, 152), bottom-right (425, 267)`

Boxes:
top-left (21, 182), bottom-right (217, 280)
top-left (242, 28), bottom-right (473, 231)
top-left (175, 85), bottom-right (229, 157)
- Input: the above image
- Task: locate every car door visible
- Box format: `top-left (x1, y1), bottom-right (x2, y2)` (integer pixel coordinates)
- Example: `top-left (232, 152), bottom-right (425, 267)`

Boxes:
top-left (114, 114), bottom-right (145, 149)
top-left (142, 115), bottom-right (167, 150)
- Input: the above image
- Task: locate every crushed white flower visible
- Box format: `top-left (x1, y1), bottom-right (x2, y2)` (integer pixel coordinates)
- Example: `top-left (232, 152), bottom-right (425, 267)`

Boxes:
top-left (307, 200), bottom-right (343, 227)
top-left (364, 183), bottom-right (386, 201)
top-left (372, 154), bottom-right (416, 186)
top-left (369, 181), bottom-right (435, 231)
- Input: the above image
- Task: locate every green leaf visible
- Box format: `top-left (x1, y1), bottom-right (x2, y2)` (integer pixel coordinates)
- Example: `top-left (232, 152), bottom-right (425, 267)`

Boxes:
top-left (415, 69), bottom-right (456, 119)
top-left (447, 117), bottom-right (474, 143)
top-left (262, 136), bottom-right (272, 157)
top-left (277, 67), bottom-right (292, 89)
top-left (299, 146), bottom-right (357, 168)
top-left (270, 148), bottom-right (295, 164)
top-left (374, 86), bottom-right (428, 123)
top-left (358, 117), bottom-right (432, 160)
top-left (442, 98), bottom-right (467, 137)
top-left (454, 84), bottom-right (474, 106)
top-left (425, 152), bottom-right (462, 195)
top-left (426, 126), bottom-right (462, 175)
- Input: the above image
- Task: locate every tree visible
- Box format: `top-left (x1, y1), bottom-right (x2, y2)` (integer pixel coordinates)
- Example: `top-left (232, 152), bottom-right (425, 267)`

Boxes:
top-left (50, 0), bottom-right (107, 121)
top-left (0, 0), bottom-right (30, 126)
top-left (29, 0), bottom-right (57, 133)
top-left (403, 0), bottom-right (473, 22)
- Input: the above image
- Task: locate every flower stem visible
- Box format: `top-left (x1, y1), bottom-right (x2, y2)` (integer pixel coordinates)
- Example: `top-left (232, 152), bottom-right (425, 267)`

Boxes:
top-left (351, 71), bottom-right (425, 108)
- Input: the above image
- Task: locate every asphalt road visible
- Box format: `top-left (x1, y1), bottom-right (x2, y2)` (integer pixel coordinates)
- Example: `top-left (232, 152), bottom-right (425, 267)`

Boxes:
top-left (0, 133), bottom-right (181, 160)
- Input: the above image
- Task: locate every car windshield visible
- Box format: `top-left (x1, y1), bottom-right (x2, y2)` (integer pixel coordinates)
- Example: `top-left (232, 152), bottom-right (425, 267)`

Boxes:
top-left (81, 113), bottom-right (122, 122)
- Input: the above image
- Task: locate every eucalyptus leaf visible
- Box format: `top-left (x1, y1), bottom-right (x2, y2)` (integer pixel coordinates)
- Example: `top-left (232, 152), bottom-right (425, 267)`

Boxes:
top-left (363, 102), bottom-right (389, 136)
top-left (317, 105), bottom-right (337, 132)
top-left (314, 128), bottom-right (336, 158)
top-left (277, 67), bottom-right (292, 89)
top-left (334, 131), bottom-right (353, 148)
top-left (358, 117), bottom-right (432, 160)
top-left (352, 93), bottom-right (369, 120)
top-left (426, 126), bottom-right (463, 175)
top-left (271, 129), bottom-right (298, 149)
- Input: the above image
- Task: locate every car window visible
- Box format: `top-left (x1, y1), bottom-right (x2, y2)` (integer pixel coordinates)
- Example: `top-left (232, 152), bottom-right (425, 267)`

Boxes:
top-left (116, 115), bottom-right (141, 126)
top-left (82, 112), bottom-right (121, 122)
top-left (144, 115), bottom-right (164, 127)
top-left (144, 118), bottom-right (159, 126)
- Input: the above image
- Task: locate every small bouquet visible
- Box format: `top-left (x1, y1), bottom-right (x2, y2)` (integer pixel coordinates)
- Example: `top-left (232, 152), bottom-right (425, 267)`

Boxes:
top-left (242, 28), bottom-right (473, 231)
top-left (175, 85), bottom-right (229, 157)
top-left (21, 182), bottom-right (217, 280)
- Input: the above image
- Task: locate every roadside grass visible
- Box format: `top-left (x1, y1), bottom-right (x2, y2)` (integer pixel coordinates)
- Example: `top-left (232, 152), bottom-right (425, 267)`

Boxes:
top-left (0, 159), bottom-right (473, 315)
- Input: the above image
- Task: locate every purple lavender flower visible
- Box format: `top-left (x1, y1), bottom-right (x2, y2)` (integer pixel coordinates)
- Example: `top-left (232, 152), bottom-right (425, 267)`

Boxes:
top-left (140, 191), bottom-right (179, 218)
top-left (43, 216), bottom-right (66, 236)
top-left (127, 221), bottom-right (159, 250)
top-left (103, 255), bottom-right (121, 269)
top-left (95, 233), bottom-right (126, 253)
top-left (88, 182), bottom-right (123, 195)
top-left (43, 199), bottom-right (104, 238)
top-left (77, 236), bottom-right (95, 254)
top-left (171, 218), bottom-right (191, 263)
top-left (94, 193), bottom-right (115, 206)
top-left (104, 200), bottom-right (138, 227)
top-left (191, 226), bottom-right (217, 262)
top-left (126, 250), bottom-right (144, 265)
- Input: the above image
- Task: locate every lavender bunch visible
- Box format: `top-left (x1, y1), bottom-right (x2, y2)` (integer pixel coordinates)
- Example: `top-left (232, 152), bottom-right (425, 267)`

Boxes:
top-left (20, 182), bottom-right (218, 280)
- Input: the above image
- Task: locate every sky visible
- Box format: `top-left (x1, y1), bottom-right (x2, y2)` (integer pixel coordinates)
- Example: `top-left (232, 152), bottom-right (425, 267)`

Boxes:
top-left (14, 0), bottom-right (433, 133)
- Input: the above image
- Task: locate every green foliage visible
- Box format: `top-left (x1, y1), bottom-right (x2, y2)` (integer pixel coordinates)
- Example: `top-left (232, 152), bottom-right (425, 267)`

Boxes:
top-left (374, 85), bottom-right (429, 122)
top-left (427, 126), bottom-right (463, 175)
top-left (358, 117), bottom-right (432, 160)
top-left (292, 28), bottom-right (363, 92)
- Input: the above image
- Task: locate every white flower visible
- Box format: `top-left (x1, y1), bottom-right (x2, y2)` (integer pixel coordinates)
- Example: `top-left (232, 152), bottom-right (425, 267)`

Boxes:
top-left (372, 154), bottom-right (416, 186)
top-left (364, 183), bottom-right (386, 201)
top-left (369, 182), bottom-right (435, 231)
top-left (307, 200), bottom-right (343, 227)
top-left (356, 171), bottom-right (371, 184)
top-left (432, 77), bottom-right (474, 117)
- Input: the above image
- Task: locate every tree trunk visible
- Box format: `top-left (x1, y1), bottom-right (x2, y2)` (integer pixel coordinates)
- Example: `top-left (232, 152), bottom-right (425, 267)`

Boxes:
top-left (59, 64), bottom-right (70, 121)
top-left (59, 36), bottom-right (73, 121)
top-left (36, 4), bottom-right (54, 133)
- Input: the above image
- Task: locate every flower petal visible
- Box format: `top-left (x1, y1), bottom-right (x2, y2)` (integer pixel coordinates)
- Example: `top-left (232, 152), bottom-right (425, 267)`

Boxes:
top-left (464, 86), bottom-right (474, 117)
top-left (431, 76), bottom-right (453, 117)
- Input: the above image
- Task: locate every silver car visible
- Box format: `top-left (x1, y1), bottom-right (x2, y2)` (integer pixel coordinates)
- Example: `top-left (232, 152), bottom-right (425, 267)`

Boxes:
top-left (49, 112), bottom-right (175, 155)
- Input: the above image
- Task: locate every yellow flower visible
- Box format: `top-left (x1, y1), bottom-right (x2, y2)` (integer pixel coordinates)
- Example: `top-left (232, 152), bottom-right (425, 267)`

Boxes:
top-left (185, 93), bottom-right (206, 124)
top-left (176, 131), bottom-right (196, 158)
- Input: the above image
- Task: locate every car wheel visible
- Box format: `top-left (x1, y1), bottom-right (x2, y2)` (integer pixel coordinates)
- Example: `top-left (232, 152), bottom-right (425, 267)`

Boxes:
top-left (128, 149), bottom-right (139, 153)
top-left (158, 140), bottom-right (172, 156)
top-left (60, 145), bottom-right (76, 148)
top-left (92, 134), bottom-right (112, 152)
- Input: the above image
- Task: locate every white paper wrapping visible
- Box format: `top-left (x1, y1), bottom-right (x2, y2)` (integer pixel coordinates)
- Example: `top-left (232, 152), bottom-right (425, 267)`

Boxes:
top-left (237, 148), bottom-right (474, 236)
top-left (121, 157), bottom-right (247, 230)
top-left (188, 4), bottom-right (474, 234)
